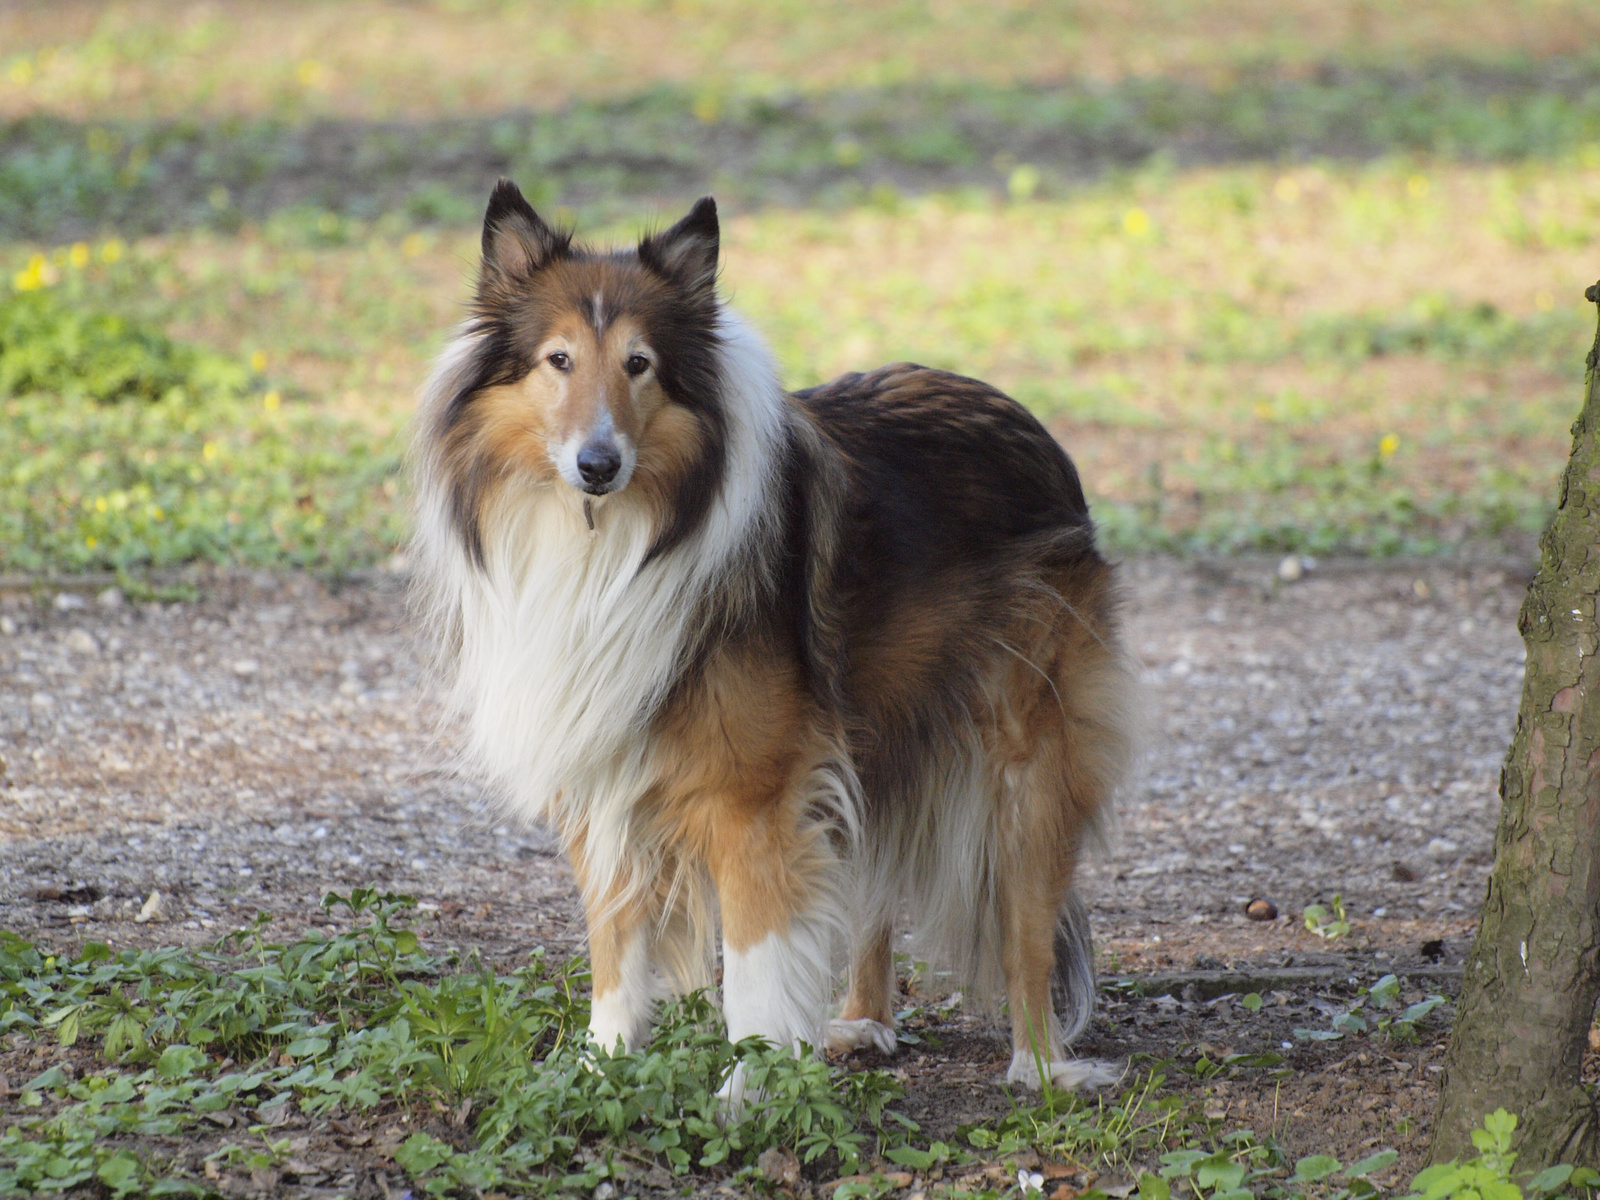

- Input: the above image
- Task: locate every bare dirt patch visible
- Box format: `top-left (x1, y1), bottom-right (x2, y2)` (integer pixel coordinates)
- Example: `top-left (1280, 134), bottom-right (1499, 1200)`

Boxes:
top-left (0, 555), bottom-right (1540, 1189)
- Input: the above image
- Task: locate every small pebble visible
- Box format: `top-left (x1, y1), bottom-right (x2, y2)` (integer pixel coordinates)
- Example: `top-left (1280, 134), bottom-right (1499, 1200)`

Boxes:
top-left (65, 628), bottom-right (98, 654)
top-left (1276, 555), bottom-right (1303, 582)
top-left (1245, 898), bottom-right (1278, 921)
top-left (52, 592), bottom-right (87, 611)
top-left (0, 616), bottom-right (16, 635)
top-left (231, 659), bottom-right (260, 677)
top-left (96, 587), bottom-right (123, 609)
top-left (135, 890), bottom-right (168, 924)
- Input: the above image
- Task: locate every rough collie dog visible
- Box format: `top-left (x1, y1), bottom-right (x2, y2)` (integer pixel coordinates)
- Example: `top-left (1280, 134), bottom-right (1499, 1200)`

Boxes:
top-left (413, 180), bottom-right (1138, 1093)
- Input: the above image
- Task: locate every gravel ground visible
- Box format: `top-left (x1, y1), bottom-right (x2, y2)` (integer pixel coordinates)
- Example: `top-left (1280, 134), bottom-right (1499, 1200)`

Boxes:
top-left (0, 556), bottom-right (1524, 954)
top-left (0, 554), bottom-right (1537, 1184)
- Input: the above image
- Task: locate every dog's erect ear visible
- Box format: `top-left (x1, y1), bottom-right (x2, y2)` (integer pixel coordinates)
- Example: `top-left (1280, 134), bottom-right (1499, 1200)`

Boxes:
top-left (481, 178), bottom-right (566, 278)
top-left (639, 197), bottom-right (719, 294)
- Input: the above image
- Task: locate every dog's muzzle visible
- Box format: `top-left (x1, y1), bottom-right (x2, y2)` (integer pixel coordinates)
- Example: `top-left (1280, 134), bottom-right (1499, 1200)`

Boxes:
top-left (576, 437), bottom-right (623, 494)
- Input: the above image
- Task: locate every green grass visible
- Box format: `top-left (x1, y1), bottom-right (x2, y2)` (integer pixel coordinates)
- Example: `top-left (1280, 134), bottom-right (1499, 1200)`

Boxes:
top-left (5, 61), bottom-right (1600, 240)
top-left (3, 2), bottom-right (1597, 576)
top-left (4, 1), bottom-right (1597, 124)
top-left (5, 153), bottom-right (1596, 573)
top-left (0, 281), bottom-right (402, 575)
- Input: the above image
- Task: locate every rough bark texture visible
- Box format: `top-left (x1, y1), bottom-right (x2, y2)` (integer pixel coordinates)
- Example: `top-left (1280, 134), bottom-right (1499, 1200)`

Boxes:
top-left (1431, 282), bottom-right (1600, 1169)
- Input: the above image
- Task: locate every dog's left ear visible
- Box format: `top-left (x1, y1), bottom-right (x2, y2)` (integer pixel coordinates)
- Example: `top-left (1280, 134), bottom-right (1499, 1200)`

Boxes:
top-left (639, 197), bottom-right (719, 295)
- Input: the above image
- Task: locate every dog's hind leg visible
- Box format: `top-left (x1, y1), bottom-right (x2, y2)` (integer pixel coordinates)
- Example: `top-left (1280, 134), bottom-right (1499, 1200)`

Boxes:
top-left (825, 923), bottom-right (897, 1055)
top-left (999, 852), bottom-right (1117, 1091)
top-left (992, 585), bottom-right (1133, 1092)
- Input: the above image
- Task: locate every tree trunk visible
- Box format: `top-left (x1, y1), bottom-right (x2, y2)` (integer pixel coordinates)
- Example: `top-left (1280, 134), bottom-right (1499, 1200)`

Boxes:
top-left (1431, 281), bottom-right (1600, 1170)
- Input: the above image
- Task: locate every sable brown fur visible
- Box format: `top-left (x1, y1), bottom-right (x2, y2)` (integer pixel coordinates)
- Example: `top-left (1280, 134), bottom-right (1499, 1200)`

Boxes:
top-left (413, 180), bottom-right (1138, 1088)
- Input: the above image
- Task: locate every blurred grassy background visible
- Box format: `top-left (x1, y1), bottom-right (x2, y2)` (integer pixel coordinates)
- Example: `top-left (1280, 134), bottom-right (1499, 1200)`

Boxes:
top-left (2, 0), bottom-right (1599, 573)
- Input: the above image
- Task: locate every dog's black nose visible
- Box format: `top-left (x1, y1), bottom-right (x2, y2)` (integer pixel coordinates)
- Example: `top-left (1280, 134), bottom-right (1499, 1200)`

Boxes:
top-left (577, 439), bottom-right (622, 489)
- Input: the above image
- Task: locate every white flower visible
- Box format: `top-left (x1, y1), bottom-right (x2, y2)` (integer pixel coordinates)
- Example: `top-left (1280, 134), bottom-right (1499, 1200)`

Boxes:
top-left (1017, 1169), bottom-right (1045, 1193)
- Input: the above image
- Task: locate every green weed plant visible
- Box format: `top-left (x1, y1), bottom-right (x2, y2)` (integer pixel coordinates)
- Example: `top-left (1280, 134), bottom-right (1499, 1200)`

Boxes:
top-left (0, 897), bottom-right (1593, 1198)
top-left (1403, 1111), bottom-right (1599, 1200)
top-left (0, 280), bottom-right (402, 575)
top-left (1293, 975), bottom-right (1449, 1046)
top-left (1303, 897), bottom-right (1352, 941)
top-left (0, 890), bottom-right (902, 1196)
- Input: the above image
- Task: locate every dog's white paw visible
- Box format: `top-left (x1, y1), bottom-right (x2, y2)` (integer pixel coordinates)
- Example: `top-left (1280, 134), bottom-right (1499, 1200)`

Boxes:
top-left (1005, 1051), bottom-right (1122, 1092)
top-left (824, 1017), bottom-right (898, 1056)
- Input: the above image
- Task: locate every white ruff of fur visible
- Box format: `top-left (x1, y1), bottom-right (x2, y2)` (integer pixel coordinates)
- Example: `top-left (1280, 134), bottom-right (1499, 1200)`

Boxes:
top-left (414, 310), bottom-right (790, 914)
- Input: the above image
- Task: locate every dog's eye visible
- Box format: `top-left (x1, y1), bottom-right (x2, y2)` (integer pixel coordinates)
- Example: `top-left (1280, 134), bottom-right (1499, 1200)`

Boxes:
top-left (547, 351), bottom-right (571, 371)
top-left (624, 354), bottom-right (651, 378)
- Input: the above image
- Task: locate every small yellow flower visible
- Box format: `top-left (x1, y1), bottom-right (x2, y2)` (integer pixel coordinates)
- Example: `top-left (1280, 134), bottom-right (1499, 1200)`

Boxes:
top-left (691, 93), bottom-right (721, 124)
top-left (1007, 164), bottom-right (1041, 203)
top-left (202, 441), bottom-right (219, 462)
top-left (94, 496), bottom-right (108, 513)
top-left (1406, 175), bottom-right (1430, 199)
top-left (263, 390), bottom-right (281, 412)
top-left (12, 253), bottom-right (51, 291)
top-left (1122, 207), bottom-right (1151, 237)
top-left (250, 350), bottom-right (268, 372)
top-left (85, 536), bottom-right (97, 548)
top-left (152, 507), bottom-right (164, 521)
top-left (67, 242), bottom-right (89, 269)
top-left (100, 239), bottom-right (125, 264)
top-left (401, 233), bottom-right (427, 257)
top-left (1379, 433), bottom-right (1400, 458)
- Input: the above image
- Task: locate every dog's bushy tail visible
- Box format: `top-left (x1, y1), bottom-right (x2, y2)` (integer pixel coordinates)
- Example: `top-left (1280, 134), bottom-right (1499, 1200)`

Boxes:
top-left (1051, 889), bottom-right (1096, 1045)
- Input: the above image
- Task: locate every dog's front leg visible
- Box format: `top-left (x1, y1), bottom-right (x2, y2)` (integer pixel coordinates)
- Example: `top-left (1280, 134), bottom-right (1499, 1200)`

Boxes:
top-left (586, 905), bottom-right (657, 1055)
top-left (570, 834), bottom-right (663, 1055)
top-left (707, 803), bottom-right (839, 1106)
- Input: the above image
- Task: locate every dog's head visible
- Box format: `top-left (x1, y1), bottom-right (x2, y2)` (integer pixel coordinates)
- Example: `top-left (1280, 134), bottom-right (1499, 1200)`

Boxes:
top-left (435, 180), bottom-right (729, 561)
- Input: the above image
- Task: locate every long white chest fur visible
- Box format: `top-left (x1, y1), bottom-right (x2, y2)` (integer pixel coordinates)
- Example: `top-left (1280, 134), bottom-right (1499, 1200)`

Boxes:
top-left (415, 312), bottom-right (790, 898)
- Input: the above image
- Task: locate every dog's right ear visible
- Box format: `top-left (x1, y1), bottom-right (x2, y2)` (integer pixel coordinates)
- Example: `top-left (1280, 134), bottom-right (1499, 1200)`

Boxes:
top-left (481, 179), bottom-right (568, 279)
